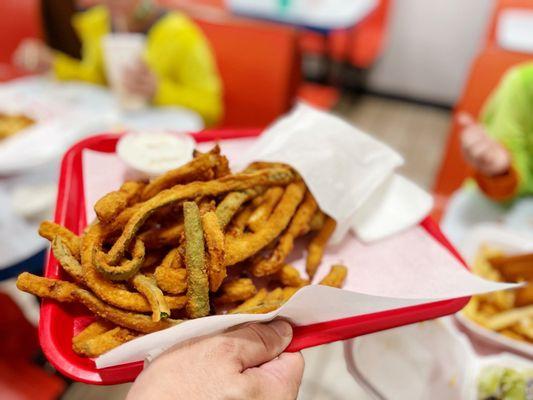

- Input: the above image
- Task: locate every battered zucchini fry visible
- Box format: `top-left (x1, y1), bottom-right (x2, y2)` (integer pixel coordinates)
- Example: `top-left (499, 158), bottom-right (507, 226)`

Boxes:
top-left (72, 320), bottom-right (114, 350)
top-left (39, 221), bottom-right (81, 259)
top-left (215, 187), bottom-right (264, 229)
top-left (227, 204), bottom-right (254, 237)
top-left (319, 265), bottom-right (348, 288)
top-left (247, 187), bottom-right (284, 232)
top-left (252, 191), bottom-right (317, 276)
top-left (309, 210), bottom-right (326, 232)
top-left (306, 216), bottom-right (337, 279)
top-left (94, 181), bottom-right (146, 224)
top-left (16, 272), bottom-right (78, 302)
top-left (132, 274), bottom-right (170, 322)
top-left (154, 267), bottom-right (187, 295)
top-left (282, 286), bottom-right (300, 301)
top-left (224, 181), bottom-right (306, 266)
top-left (229, 288), bottom-right (268, 314)
top-left (73, 326), bottom-right (138, 357)
top-left (153, 248), bottom-right (187, 294)
top-left (140, 223), bottom-right (184, 249)
top-left (201, 211), bottom-right (226, 292)
top-left (215, 278), bottom-right (256, 304)
top-left (83, 223), bottom-right (187, 312)
top-left (73, 289), bottom-right (179, 333)
top-left (106, 167), bottom-right (295, 264)
top-left (51, 236), bottom-right (84, 282)
top-left (142, 150), bottom-right (226, 200)
top-left (183, 202), bottom-right (210, 318)
top-left (277, 264), bottom-right (309, 287)
top-left (94, 239), bottom-right (145, 281)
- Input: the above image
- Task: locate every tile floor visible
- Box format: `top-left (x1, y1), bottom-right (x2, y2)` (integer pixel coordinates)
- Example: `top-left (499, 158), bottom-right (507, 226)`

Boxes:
top-left (61, 94), bottom-right (452, 400)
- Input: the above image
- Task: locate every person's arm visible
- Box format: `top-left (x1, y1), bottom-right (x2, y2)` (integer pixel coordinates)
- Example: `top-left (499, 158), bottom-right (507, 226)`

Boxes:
top-left (127, 321), bottom-right (304, 400)
top-left (52, 6), bottom-right (108, 85)
top-left (478, 64), bottom-right (533, 199)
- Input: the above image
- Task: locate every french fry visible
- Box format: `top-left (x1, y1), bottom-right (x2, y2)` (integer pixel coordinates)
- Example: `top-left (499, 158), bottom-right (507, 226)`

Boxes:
top-left (306, 217), bottom-right (336, 279)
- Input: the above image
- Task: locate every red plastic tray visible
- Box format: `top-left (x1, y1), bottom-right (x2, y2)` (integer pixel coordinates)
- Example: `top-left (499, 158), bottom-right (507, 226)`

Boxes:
top-left (40, 130), bottom-right (470, 384)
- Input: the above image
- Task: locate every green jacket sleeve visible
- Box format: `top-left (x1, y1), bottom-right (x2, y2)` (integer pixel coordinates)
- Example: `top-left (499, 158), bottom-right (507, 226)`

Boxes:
top-left (481, 63), bottom-right (533, 196)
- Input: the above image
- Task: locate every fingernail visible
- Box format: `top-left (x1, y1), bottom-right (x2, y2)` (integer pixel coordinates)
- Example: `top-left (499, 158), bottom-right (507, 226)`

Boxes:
top-left (269, 320), bottom-right (292, 338)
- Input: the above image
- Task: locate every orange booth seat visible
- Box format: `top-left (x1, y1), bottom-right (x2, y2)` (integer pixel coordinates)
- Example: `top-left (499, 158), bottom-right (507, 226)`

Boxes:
top-left (431, 47), bottom-right (532, 222)
top-left (299, 0), bottom-right (390, 69)
top-left (0, 0), bottom-right (41, 82)
top-left (161, 0), bottom-right (301, 128)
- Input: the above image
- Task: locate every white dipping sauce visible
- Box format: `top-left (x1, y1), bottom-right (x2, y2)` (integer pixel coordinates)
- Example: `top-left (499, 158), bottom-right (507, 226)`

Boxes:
top-left (117, 131), bottom-right (195, 178)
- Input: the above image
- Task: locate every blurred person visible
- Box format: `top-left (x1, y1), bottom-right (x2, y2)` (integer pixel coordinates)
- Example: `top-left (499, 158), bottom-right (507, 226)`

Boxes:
top-left (459, 63), bottom-right (533, 202)
top-left (127, 320), bottom-right (304, 400)
top-left (13, 0), bottom-right (222, 126)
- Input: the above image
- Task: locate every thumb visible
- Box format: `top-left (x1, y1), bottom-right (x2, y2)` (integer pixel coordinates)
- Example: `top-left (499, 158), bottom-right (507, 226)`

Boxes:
top-left (457, 111), bottom-right (475, 127)
top-left (224, 320), bottom-right (293, 370)
top-left (245, 352), bottom-right (305, 398)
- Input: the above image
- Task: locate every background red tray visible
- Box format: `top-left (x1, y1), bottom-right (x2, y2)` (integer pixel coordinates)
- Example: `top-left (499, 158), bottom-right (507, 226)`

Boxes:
top-left (40, 130), bottom-right (470, 384)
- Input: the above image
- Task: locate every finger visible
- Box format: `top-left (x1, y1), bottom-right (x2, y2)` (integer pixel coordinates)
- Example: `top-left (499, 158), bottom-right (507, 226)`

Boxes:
top-left (457, 111), bottom-right (475, 127)
top-left (224, 320), bottom-right (293, 370)
top-left (244, 352), bottom-right (305, 399)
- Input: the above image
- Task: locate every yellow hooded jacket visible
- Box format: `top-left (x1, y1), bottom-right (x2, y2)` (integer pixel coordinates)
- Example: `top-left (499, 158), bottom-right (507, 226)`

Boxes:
top-left (53, 6), bottom-right (223, 126)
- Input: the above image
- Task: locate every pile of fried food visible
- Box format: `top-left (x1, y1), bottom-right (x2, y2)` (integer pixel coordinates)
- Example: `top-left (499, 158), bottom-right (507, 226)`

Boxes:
top-left (463, 246), bottom-right (533, 345)
top-left (17, 146), bottom-right (347, 358)
top-left (0, 112), bottom-right (34, 140)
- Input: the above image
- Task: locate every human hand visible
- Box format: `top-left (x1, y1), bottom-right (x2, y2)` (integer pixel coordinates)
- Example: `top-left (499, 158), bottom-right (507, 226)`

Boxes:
top-left (458, 112), bottom-right (511, 176)
top-left (123, 59), bottom-right (157, 100)
top-left (127, 320), bottom-right (304, 400)
top-left (12, 39), bottom-right (54, 73)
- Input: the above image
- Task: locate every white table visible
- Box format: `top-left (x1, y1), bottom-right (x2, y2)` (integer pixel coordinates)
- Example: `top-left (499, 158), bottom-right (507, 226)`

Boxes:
top-left (0, 76), bottom-right (204, 274)
top-left (227, 0), bottom-right (377, 32)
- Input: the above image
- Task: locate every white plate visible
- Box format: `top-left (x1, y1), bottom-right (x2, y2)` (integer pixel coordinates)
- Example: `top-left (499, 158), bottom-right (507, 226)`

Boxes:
top-left (455, 223), bottom-right (533, 359)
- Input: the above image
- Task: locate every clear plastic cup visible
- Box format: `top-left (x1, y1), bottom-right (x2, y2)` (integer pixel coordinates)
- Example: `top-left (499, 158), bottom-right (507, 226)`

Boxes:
top-left (102, 33), bottom-right (147, 111)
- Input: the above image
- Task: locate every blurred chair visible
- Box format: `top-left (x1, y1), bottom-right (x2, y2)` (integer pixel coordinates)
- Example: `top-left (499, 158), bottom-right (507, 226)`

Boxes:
top-left (174, 8), bottom-right (300, 128)
top-left (299, 0), bottom-right (390, 69)
top-left (0, 0), bottom-right (42, 82)
top-left (485, 0), bottom-right (533, 49)
top-left (431, 47), bottom-right (532, 221)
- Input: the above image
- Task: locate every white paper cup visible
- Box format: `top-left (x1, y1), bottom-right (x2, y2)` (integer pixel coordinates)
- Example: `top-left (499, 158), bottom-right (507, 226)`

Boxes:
top-left (102, 33), bottom-right (147, 111)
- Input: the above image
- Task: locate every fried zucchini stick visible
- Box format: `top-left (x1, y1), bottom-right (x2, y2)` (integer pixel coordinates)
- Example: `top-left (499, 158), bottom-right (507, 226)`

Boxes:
top-left (252, 191), bottom-right (317, 276)
top-left (224, 181), bottom-right (306, 266)
top-left (51, 236), bottom-right (84, 282)
top-left (73, 290), bottom-right (179, 333)
top-left (83, 223), bottom-right (186, 312)
top-left (94, 239), bottom-right (145, 281)
top-left (227, 205), bottom-right (254, 237)
top-left (229, 289), bottom-right (268, 314)
top-left (94, 181), bottom-right (145, 224)
top-left (306, 216), bottom-right (336, 279)
top-left (17, 272), bottom-right (78, 302)
top-left (72, 320), bottom-right (114, 350)
top-left (39, 221), bottom-right (81, 259)
top-left (184, 202), bottom-right (210, 318)
top-left (215, 188), bottom-right (263, 229)
top-left (73, 326), bottom-right (138, 357)
top-left (132, 274), bottom-right (170, 322)
top-left (106, 167), bottom-right (295, 264)
top-left (319, 265), bottom-right (347, 288)
top-left (277, 264), bottom-right (309, 288)
top-left (247, 187), bottom-right (284, 232)
top-left (154, 248), bottom-right (187, 294)
top-left (142, 151), bottom-right (225, 200)
top-left (215, 278), bottom-right (256, 304)
top-left (201, 211), bottom-right (226, 292)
